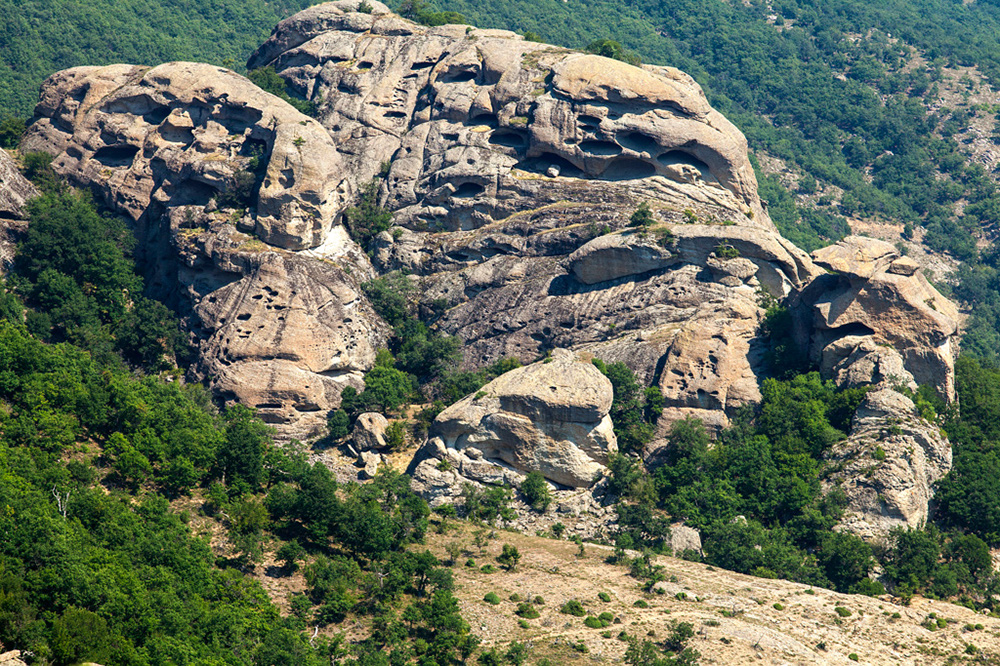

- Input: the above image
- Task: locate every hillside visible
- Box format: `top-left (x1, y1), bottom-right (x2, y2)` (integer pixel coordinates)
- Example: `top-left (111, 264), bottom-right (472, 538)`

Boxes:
top-left (5, 2), bottom-right (1000, 665)
top-left (0, 0), bottom-right (314, 118)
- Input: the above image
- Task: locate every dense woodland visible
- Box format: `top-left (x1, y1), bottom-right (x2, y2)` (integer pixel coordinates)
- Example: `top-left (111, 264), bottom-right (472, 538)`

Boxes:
top-left (8, 0), bottom-right (1000, 663)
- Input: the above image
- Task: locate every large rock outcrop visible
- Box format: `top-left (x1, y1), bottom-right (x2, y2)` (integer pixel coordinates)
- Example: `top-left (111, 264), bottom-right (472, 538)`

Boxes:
top-left (0, 150), bottom-right (37, 270)
top-left (22, 61), bottom-right (388, 438)
top-left (411, 349), bottom-right (617, 499)
top-left (18, 1), bottom-right (961, 467)
top-left (795, 236), bottom-right (960, 402)
top-left (821, 346), bottom-right (952, 542)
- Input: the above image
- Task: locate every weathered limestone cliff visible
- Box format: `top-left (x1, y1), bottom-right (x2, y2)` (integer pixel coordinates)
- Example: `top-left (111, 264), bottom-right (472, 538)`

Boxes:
top-left (0, 150), bottom-right (37, 270)
top-left (16, 0), bottom-right (963, 540)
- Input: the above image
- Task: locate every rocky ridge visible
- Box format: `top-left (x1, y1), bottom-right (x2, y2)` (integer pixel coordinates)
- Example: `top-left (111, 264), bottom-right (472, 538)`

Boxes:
top-left (0, 150), bottom-right (37, 270)
top-left (17, 1), bottom-right (963, 539)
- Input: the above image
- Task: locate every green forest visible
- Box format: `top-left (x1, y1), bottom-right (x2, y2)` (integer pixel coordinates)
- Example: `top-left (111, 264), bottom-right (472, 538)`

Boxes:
top-left (0, 0), bottom-right (315, 118)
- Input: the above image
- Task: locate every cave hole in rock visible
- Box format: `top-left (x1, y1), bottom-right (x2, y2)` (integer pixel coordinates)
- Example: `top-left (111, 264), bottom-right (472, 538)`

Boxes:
top-left (578, 114), bottom-right (602, 129)
top-left (513, 153), bottom-right (583, 177)
top-left (442, 132), bottom-right (460, 141)
top-left (384, 110), bottom-right (407, 119)
top-left (578, 139), bottom-right (623, 156)
top-left (159, 125), bottom-right (194, 144)
top-left (172, 179), bottom-right (220, 205)
top-left (337, 80), bottom-right (356, 94)
top-left (618, 131), bottom-right (661, 154)
top-left (601, 157), bottom-right (657, 180)
top-left (441, 68), bottom-right (478, 83)
top-left (412, 60), bottom-right (436, 70)
top-left (240, 138), bottom-right (269, 160)
top-left (489, 130), bottom-right (527, 148)
top-left (255, 402), bottom-right (284, 410)
top-left (657, 150), bottom-right (713, 180)
top-left (469, 112), bottom-right (498, 128)
top-left (357, 61), bottom-right (375, 70)
top-left (828, 322), bottom-right (878, 338)
top-left (142, 106), bottom-right (172, 125)
top-left (236, 313), bottom-right (252, 321)
top-left (92, 144), bottom-right (140, 168)
top-left (452, 182), bottom-right (486, 198)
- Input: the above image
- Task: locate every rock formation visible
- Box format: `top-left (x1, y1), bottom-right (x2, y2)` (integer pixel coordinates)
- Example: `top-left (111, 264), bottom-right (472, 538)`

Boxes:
top-left (795, 236), bottom-right (960, 402)
top-left (0, 150), bottom-right (37, 270)
top-left (412, 349), bottom-right (616, 499)
top-left (821, 346), bottom-right (952, 541)
top-left (23, 60), bottom-right (388, 438)
top-left (16, 0), bottom-right (963, 538)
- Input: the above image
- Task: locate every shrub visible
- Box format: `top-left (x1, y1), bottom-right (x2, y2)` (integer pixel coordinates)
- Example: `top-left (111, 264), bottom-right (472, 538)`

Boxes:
top-left (384, 420), bottom-right (407, 450)
top-left (561, 599), bottom-right (586, 616)
top-left (483, 592), bottom-right (501, 604)
top-left (714, 243), bottom-right (740, 259)
top-left (515, 602), bottom-right (539, 619)
top-left (633, 600), bottom-right (648, 608)
top-left (629, 201), bottom-right (654, 228)
top-left (848, 654), bottom-right (859, 662)
top-left (598, 592), bottom-right (611, 602)
top-left (835, 606), bottom-right (852, 617)
top-left (497, 544), bottom-right (521, 571)
top-left (519, 470), bottom-right (552, 511)
top-left (584, 616), bottom-right (603, 628)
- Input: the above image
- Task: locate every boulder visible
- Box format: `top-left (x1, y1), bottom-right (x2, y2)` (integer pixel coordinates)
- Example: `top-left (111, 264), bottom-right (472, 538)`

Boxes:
top-left (426, 349), bottom-right (617, 488)
top-left (352, 412), bottom-right (389, 451)
top-left (797, 236), bottom-right (960, 401)
top-left (669, 523), bottom-right (703, 555)
top-left (357, 450), bottom-right (381, 480)
top-left (566, 233), bottom-right (676, 285)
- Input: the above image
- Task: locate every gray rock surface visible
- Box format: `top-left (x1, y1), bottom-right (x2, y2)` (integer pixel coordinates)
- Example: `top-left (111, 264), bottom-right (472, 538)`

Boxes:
top-left (824, 385), bottom-right (951, 542)
top-left (352, 412), bottom-right (389, 451)
top-left (0, 150), bottom-right (37, 271)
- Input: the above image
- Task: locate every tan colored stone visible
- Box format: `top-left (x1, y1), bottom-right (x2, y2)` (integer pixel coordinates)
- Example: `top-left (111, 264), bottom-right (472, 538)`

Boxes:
top-left (428, 349), bottom-right (617, 487)
top-left (24, 62), bottom-right (348, 250)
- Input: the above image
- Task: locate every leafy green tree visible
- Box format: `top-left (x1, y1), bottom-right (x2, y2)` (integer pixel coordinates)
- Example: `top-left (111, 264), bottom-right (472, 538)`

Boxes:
top-left (346, 181), bottom-right (393, 253)
top-left (49, 607), bottom-right (111, 666)
top-left (496, 544), bottom-right (521, 572)
top-left (218, 405), bottom-right (272, 491)
top-left (0, 116), bottom-right (25, 148)
top-left (585, 38), bottom-right (640, 66)
top-left (519, 471), bottom-right (551, 511)
top-left (328, 409), bottom-right (351, 439)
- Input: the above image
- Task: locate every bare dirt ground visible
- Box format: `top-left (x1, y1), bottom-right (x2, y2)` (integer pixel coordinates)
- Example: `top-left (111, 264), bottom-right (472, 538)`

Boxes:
top-left (424, 520), bottom-right (1000, 665)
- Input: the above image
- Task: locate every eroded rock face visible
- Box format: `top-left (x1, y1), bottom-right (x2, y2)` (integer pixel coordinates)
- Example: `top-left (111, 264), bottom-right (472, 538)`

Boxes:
top-left (796, 236), bottom-right (960, 401)
top-left (822, 355), bottom-right (952, 542)
top-left (19, 3), bottom-right (962, 459)
top-left (171, 208), bottom-right (389, 435)
top-left (0, 150), bottom-right (37, 270)
top-left (414, 349), bottom-right (617, 492)
top-left (250, 2), bottom-right (769, 228)
top-left (24, 62), bottom-right (349, 251)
